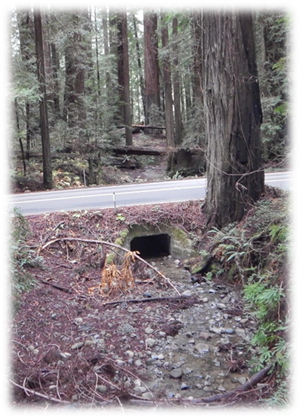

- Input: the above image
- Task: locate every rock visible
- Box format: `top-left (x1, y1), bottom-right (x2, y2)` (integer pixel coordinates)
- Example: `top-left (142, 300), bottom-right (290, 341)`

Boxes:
top-left (145, 327), bottom-right (154, 334)
top-left (71, 342), bottom-right (84, 350)
top-left (194, 342), bottom-right (210, 354)
top-left (134, 359), bottom-right (143, 367)
top-left (96, 385), bottom-right (107, 393)
top-left (209, 326), bottom-right (222, 335)
top-left (142, 392), bottom-right (154, 399)
top-left (146, 338), bottom-right (156, 348)
top-left (199, 331), bottom-right (210, 340)
top-left (216, 303), bottom-right (226, 310)
top-left (224, 328), bottom-right (235, 334)
top-left (170, 368), bottom-right (183, 379)
top-left (74, 317), bottom-right (83, 324)
top-left (181, 382), bottom-right (189, 390)
top-left (125, 350), bottom-right (134, 358)
top-left (182, 290), bottom-right (192, 297)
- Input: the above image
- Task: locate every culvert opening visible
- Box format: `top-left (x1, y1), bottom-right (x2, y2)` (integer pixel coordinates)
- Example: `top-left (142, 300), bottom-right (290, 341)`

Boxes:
top-left (130, 234), bottom-right (171, 259)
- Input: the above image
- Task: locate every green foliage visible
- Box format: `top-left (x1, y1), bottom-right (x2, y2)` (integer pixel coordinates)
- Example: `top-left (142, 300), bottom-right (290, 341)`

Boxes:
top-left (207, 195), bottom-right (290, 397)
top-left (10, 208), bottom-right (41, 295)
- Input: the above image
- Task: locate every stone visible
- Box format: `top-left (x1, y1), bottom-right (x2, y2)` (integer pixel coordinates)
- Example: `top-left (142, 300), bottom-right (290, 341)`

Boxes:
top-left (146, 338), bottom-right (156, 348)
top-left (194, 342), bottom-right (210, 354)
top-left (145, 327), bottom-right (154, 334)
top-left (216, 303), bottom-right (226, 310)
top-left (224, 328), bottom-right (235, 334)
top-left (170, 368), bottom-right (183, 379)
top-left (96, 385), bottom-right (107, 393)
top-left (181, 382), bottom-right (189, 390)
top-left (182, 290), bottom-right (192, 297)
top-left (71, 342), bottom-right (84, 350)
top-left (209, 326), bottom-right (222, 335)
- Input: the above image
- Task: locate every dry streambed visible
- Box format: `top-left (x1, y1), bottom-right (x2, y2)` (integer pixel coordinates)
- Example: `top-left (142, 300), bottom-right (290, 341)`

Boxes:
top-left (12, 254), bottom-right (258, 407)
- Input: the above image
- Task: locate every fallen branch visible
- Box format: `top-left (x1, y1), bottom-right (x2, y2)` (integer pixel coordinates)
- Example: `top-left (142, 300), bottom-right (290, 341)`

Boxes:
top-left (40, 237), bottom-right (180, 295)
top-left (10, 380), bottom-right (70, 405)
top-left (39, 278), bottom-right (72, 294)
top-left (101, 295), bottom-right (196, 307)
top-left (125, 364), bottom-right (273, 407)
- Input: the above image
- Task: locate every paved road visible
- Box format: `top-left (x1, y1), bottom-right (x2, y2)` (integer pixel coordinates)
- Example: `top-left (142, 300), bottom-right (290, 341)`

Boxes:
top-left (9, 171), bottom-right (292, 216)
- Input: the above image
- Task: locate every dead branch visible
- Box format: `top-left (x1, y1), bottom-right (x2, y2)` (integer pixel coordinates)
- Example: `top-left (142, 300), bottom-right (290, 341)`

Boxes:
top-left (39, 237), bottom-right (180, 295)
top-left (101, 294), bottom-right (196, 307)
top-left (10, 380), bottom-right (70, 405)
top-left (124, 364), bottom-right (273, 407)
top-left (38, 278), bottom-right (72, 293)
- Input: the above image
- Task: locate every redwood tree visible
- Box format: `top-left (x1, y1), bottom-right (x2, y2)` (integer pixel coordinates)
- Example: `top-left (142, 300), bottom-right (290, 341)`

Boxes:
top-left (202, 12), bottom-right (264, 227)
top-left (33, 10), bottom-right (52, 189)
top-left (144, 12), bottom-right (160, 126)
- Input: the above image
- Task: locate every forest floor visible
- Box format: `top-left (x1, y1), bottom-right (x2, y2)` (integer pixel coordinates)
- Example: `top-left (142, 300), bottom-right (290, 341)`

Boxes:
top-left (3, 133), bottom-right (297, 194)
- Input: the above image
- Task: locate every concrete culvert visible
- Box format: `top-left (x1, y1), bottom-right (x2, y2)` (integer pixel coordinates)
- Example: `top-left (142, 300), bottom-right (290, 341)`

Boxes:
top-left (130, 234), bottom-right (171, 259)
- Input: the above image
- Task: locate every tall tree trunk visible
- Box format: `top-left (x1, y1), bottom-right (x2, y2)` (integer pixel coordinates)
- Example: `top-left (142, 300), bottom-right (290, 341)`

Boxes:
top-left (172, 17), bottom-right (183, 145)
top-left (161, 16), bottom-right (175, 147)
top-left (17, 11), bottom-right (34, 159)
top-left (144, 12), bottom-right (160, 127)
top-left (202, 12), bottom-right (264, 227)
top-left (133, 14), bottom-right (146, 121)
top-left (33, 9), bottom-right (52, 189)
top-left (116, 12), bottom-right (132, 145)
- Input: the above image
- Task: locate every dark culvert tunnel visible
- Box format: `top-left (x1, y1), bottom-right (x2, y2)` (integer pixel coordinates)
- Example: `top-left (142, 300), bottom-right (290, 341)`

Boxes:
top-left (130, 234), bottom-right (171, 259)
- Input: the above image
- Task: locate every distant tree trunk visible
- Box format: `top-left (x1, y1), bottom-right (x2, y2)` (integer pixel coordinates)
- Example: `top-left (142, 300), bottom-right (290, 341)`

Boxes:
top-left (17, 11), bottom-right (34, 159)
top-left (161, 16), bottom-right (175, 147)
top-left (191, 12), bottom-right (205, 146)
top-left (144, 12), bottom-right (160, 127)
top-left (33, 9), bottom-right (52, 189)
top-left (172, 17), bottom-right (183, 145)
top-left (116, 12), bottom-right (132, 145)
top-left (133, 14), bottom-right (146, 121)
top-left (202, 12), bottom-right (264, 227)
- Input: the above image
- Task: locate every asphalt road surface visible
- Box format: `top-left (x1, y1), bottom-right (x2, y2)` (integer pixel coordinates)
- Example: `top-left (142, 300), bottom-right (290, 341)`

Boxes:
top-left (9, 171), bottom-right (292, 216)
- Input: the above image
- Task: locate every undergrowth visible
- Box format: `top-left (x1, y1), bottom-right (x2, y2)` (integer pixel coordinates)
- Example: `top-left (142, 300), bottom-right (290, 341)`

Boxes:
top-left (10, 208), bottom-right (41, 296)
top-left (206, 192), bottom-right (290, 405)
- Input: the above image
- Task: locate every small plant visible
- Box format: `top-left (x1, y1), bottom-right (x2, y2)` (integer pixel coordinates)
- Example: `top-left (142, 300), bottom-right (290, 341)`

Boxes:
top-left (116, 213), bottom-right (126, 222)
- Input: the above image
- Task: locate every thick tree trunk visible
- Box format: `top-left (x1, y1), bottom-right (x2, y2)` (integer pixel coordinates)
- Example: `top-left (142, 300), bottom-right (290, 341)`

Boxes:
top-left (172, 17), bottom-right (183, 145)
top-left (161, 16), bottom-right (175, 147)
top-left (33, 10), bottom-right (53, 189)
top-left (203, 12), bottom-right (264, 227)
top-left (144, 12), bottom-right (160, 127)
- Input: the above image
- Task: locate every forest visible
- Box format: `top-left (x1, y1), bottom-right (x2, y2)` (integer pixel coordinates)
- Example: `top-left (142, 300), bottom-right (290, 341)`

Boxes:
top-left (10, 8), bottom-right (288, 192)
top-left (9, 6), bottom-right (291, 411)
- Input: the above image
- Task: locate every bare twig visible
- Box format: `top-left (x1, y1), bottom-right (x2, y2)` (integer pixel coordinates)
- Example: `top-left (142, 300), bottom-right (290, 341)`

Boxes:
top-left (10, 380), bottom-right (70, 405)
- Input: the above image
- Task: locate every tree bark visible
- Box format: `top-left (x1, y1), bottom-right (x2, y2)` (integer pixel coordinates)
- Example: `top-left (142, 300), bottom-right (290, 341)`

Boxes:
top-left (172, 17), bottom-right (183, 145)
top-left (116, 12), bottom-right (133, 146)
top-left (33, 9), bottom-right (53, 189)
top-left (161, 16), bottom-right (175, 147)
top-left (202, 12), bottom-right (264, 227)
top-left (144, 12), bottom-right (160, 127)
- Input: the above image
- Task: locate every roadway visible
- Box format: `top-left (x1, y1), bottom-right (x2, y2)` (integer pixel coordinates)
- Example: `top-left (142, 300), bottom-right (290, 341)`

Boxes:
top-left (9, 171), bottom-right (292, 216)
